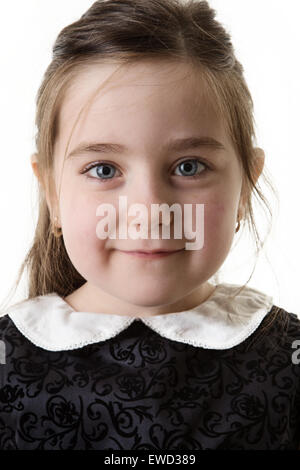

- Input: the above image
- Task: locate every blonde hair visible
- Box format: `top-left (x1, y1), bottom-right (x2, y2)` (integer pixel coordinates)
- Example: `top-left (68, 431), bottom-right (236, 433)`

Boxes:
top-left (2, 0), bottom-right (281, 327)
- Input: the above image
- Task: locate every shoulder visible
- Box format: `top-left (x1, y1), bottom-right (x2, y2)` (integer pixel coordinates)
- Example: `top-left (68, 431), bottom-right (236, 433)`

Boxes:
top-left (250, 303), bottom-right (300, 342)
top-left (0, 294), bottom-right (58, 343)
top-left (0, 312), bottom-right (13, 337)
top-left (243, 304), bottom-right (300, 364)
top-left (263, 305), bottom-right (300, 341)
top-left (0, 294), bottom-right (63, 360)
top-left (272, 306), bottom-right (300, 360)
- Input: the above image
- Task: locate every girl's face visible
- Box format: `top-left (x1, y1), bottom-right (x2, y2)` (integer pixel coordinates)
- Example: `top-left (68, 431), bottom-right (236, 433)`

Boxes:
top-left (48, 60), bottom-right (246, 315)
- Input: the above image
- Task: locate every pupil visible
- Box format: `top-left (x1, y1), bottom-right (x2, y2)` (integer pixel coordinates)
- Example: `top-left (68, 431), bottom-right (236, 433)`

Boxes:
top-left (181, 161), bottom-right (195, 175)
top-left (97, 165), bottom-right (113, 178)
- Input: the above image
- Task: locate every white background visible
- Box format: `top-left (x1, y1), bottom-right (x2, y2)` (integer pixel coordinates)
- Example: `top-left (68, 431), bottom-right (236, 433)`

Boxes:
top-left (0, 0), bottom-right (299, 314)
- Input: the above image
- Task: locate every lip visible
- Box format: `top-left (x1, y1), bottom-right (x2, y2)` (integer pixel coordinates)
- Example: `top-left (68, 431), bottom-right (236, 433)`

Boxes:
top-left (118, 249), bottom-right (184, 259)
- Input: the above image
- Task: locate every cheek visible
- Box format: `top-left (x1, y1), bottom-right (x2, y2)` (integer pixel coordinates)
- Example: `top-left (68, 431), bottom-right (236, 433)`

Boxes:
top-left (60, 195), bottom-right (109, 273)
top-left (201, 201), bottom-right (237, 260)
top-left (205, 202), bottom-right (235, 232)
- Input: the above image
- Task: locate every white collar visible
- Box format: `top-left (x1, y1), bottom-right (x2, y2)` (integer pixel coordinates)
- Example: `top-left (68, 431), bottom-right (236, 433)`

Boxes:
top-left (6, 283), bottom-right (274, 352)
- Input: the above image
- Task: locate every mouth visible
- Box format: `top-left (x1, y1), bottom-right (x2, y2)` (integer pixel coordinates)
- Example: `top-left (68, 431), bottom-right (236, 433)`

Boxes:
top-left (117, 249), bottom-right (185, 259)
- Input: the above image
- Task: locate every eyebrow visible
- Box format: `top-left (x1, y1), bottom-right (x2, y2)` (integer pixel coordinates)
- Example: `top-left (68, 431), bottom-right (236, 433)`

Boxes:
top-left (67, 136), bottom-right (226, 159)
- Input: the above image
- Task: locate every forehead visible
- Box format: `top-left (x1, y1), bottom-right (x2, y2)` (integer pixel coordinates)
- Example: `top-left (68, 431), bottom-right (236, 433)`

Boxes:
top-left (55, 60), bottom-right (229, 158)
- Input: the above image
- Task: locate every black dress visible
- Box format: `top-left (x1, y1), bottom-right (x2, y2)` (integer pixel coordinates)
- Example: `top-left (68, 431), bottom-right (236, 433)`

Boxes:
top-left (0, 297), bottom-right (300, 450)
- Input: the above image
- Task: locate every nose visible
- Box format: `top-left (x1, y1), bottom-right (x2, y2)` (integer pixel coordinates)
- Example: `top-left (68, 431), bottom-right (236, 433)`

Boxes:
top-left (122, 172), bottom-right (175, 232)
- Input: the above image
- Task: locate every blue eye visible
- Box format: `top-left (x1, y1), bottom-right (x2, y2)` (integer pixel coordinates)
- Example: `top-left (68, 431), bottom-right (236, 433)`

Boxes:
top-left (81, 158), bottom-right (209, 183)
top-left (174, 159), bottom-right (208, 178)
top-left (82, 162), bottom-right (120, 182)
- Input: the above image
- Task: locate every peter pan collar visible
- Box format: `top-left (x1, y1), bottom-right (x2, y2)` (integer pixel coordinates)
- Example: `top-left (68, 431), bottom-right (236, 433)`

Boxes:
top-left (6, 283), bottom-right (274, 352)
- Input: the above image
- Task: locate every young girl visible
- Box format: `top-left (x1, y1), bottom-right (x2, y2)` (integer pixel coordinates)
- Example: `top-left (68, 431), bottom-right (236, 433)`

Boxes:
top-left (0, 0), bottom-right (299, 451)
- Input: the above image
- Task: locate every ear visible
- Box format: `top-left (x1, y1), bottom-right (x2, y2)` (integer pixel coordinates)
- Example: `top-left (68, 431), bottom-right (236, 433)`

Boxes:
top-left (238, 147), bottom-right (265, 218)
top-left (252, 147), bottom-right (265, 185)
top-left (30, 153), bottom-right (56, 218)
top-left (31, 153), bottom-right (41, 182)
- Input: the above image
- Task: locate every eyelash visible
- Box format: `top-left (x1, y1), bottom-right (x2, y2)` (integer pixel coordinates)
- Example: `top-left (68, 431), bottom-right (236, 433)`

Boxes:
top-left (80, 158), bottom-right (211, 183)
